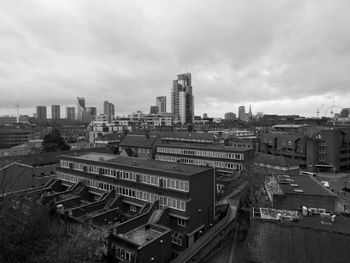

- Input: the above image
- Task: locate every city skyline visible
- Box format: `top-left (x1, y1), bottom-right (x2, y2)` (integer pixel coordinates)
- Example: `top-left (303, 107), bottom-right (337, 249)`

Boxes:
top-left (1, 1), bottom-right (350, 118)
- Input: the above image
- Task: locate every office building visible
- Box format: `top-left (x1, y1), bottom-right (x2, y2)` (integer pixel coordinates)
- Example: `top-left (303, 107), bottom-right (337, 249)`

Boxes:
top-left (86, 107), bottom-right (97, 117)
top-left (171, 73), bottom-right (194, 124)
top-left (76, 97), bottom-right (86, 122)
top-left (51, 105), bottom-right (60, 119)
top-left (224, 112), bottom-right (236, 120)
top-left (36, 106), bottom-right (47, 122)
top-left (150, 106), bottom-right (159, 114)
top-left (103, 100), bottom-right (115, 116)
top-left (238, 106), bottom-right (245, 121)
top-left (66, 107), bottom-right (75, 121)
top-left (156, 96), bottom-right (167, 113)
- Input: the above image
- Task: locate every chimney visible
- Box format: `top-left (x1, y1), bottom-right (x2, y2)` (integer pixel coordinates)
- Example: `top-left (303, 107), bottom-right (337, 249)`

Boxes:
top-left (145, 129), bottom-right (150, 139)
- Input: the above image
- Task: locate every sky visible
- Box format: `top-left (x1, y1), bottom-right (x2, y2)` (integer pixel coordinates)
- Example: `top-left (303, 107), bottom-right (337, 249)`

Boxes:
top-left (0, 0), bottom-right (350, 118)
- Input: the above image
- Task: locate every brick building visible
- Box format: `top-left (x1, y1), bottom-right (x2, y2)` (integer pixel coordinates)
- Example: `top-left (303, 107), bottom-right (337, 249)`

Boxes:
top-left (56, 152), bottom-right (215, 258)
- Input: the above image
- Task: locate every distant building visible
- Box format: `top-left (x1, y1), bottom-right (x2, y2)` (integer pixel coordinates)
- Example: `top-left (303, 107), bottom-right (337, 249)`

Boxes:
top-left (0, 115), bottom-right (17, 125)
top-left (86, 107), bottom-right (97, 117)
top-left (150, 106), bottom-right (159, 114)
top-left (36, 106), bottom-right (47, 122)
top-left (0, 127), bottom-right (37, 149)
top-left (224, 112), bottom-right (236, 120)
top-left (51, 105), bottom-right (60, 119)
top-left (171, 73), bottom-right (194, 124)
top-left (156, 96), bottom-right (167, 113)
top-left (238, 106), bottom-right (245, 121)
top-left (103, 100), bottom-right (115, 117)
top-left (76, 97), bottom-right (86, 122)
top-left (203, 113), bottom-right (208, 119)
top-left (66, 107), bottom-right (75, 121)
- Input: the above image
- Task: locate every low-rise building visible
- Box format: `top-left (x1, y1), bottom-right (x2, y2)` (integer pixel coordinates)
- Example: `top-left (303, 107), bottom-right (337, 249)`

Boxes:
top-left (56, 153), bottom-right (215, 254)
top-left (246, 207), bottom-right (350, 263)
top-left (265, 174), bottom-right (337, 211)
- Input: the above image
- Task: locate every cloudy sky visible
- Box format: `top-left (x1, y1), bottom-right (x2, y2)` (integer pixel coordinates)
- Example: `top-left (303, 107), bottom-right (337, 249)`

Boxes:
top-left (1, 0), bottom-right (350, 118)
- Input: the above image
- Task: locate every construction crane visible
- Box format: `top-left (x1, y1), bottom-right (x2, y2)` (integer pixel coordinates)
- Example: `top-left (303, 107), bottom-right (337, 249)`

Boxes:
top-left (316, 104), bottom-right (324, 118)
top-left (15, 104), bottom-right (20, 123)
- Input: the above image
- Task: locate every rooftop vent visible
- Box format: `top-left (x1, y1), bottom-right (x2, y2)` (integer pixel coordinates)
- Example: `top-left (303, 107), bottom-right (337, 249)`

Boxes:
top-left (294, 189), bottom-right (304, 193)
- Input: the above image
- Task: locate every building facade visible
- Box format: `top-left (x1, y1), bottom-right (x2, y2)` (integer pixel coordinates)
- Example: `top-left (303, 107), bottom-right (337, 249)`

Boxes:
top-left (56, 153), bottom-right (215, 253)
top-left (224, 112), bottom-right (236, 120)
top-left (238, 106), bottom-right (245, 121)
top-left (51, 105), bottom-right (60, 119)
top-left (171, 73), bottom-right (194, 125)
top-left (156, 96), bottom-right (167, 113)
top-left (150, 106), bottom-right (159, 114)
top-left (36, 106), bottom-right (47, 122)
top-left (103, 100), bottom-right (115, 117)
top-left (66, 107), bottom-right (76, 121)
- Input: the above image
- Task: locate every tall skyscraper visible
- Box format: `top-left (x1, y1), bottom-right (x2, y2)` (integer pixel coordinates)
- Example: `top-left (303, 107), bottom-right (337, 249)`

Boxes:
top-left (36, 106), bottom-right (47, 122)
top-left (103, 100), bottom-right (115, 116)
top-left (76, 97), bottom-right (86, 122)
top-left (66, 107), bottom-right (75, 121)
top-left (156, 96), bottom-right (167, 113)
top-left (51, 105), bottom-right (60, 119)
top-left (171, 73), bottom-right (194, 124)
top-left (238, 106), bottom-right (246, 121)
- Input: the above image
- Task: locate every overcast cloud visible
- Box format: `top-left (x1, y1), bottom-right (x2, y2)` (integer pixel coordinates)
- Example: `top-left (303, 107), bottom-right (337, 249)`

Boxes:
top-left (0, 0), bottom-right (350, 118)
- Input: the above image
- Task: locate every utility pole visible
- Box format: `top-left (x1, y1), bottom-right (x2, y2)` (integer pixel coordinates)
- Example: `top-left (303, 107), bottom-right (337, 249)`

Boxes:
top-left (15, 104), bottom-right (20, 123)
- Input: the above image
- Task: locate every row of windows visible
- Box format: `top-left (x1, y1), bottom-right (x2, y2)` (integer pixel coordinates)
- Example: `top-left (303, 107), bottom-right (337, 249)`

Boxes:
top-left (156, 155), bottom-right (243, 170)
top-left (56, 172), bottom-right (187, 211)
top-left (60, 161), bottom-right (190, 192)
top-left (157, 147), bottom-right (244, 160)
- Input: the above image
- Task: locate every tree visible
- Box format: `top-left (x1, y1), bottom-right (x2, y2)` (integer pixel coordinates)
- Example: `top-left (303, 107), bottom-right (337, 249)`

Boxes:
top-left (42, 129), bottom-right (70, 152)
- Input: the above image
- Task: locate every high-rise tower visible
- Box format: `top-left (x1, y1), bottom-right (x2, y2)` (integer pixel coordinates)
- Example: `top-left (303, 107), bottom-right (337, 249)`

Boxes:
top-left (238, 105), bottom-right (246, 121)
top-left (51, 105), bottom-right (60, 119)
top-left (76, 97), bottom-right (86, 122)
top-left (171, 73), bottom-right (194, 124)
top-left (156, 96), bottom-right (167, 113)
top-left (36, 106), bottom-right (47, 122)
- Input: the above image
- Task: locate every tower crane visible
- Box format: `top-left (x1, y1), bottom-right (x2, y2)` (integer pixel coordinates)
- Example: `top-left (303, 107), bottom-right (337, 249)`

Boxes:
top-left (15, 104), bottom-right (20, 123)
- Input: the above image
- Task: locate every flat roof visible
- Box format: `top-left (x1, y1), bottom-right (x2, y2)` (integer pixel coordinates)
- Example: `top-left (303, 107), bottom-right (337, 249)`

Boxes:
top-left (254, 207), bottom-right (350, 235)
top-left (64, 153), bottom-right (213, 175)
top-left (277, 174), bottom-right (337, 196)
top-left (121, 224), bottom-right (166, 246)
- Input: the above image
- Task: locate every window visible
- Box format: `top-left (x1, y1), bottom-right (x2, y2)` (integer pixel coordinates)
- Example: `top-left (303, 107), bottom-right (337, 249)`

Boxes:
top-left (171, 232), bottom-right (183, 246)
top-left (130, 205), bottom-right (137, 212)
top-left (177, 218), bottom-right (186, 227)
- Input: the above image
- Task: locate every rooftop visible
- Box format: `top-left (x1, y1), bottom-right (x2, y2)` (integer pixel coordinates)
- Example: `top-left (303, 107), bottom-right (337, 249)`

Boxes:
top-left (254, 207), bottom-right (350, 235)
top-left (276, 174), bottom-right (337, 196)
top-left (119, 224), bottom-right (168, 247)
top-left (119, 134), bottom-right (158, 148)
top-left (64, 152), bottom-right (213, 175)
